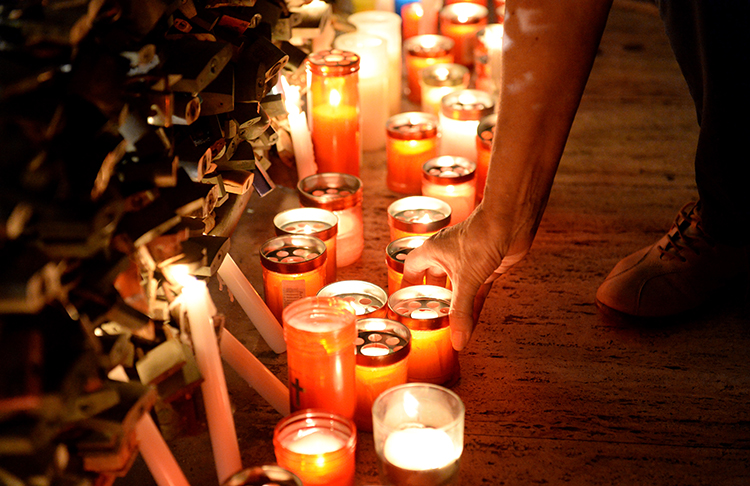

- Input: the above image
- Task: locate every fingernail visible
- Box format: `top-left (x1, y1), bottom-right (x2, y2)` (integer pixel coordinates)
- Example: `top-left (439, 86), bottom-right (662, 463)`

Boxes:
top-left (451, 330), bottom-right (469, 351)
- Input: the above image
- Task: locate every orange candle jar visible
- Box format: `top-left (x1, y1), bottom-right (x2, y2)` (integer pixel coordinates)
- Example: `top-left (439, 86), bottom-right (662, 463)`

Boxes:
top-left (260, 235), bottom-right (328, 322)
top-left (318, 280), bottom-right (388, 319)
top-left (298, 173), bottom-right (364, 267)
top-left (475, 114), bottom-right (495, 203)
top-left (474, 23), bottom-right (504, 95)
top-left (419, 63), bottom-right (470, 116)
top-left (438, 2), bottom-right (488, 67)
top-left (306, 49), bottom-right (361, 177)
top-left (386, 235), bottom-right (430, 295)
top-left (494, 0), bottom-right (506, 22)
top-left (354, 318), bottom-right (411, 432)
top-left (282, 296), bottom-right (357, 419)
top-left (386, 112), bottom-right (440, 195)
top-left (404, 35), bottom-right (455, 104)
top-left (401, 1), bottom-right (423, 40)
top-left (387, 195), bottom-right (452, 241)
top-left (421, 155), bottom-right (477, 225)
top-left (387, 285), bottom-right (459, 386)
top-left (273, 207), bottom-right (339, 285)
top-left (273, 410), bottom-right (357, 486)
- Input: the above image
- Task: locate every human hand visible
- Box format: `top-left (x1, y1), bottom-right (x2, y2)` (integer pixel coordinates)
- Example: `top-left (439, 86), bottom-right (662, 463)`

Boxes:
top-left (401, 206), bottom-right (528, 351)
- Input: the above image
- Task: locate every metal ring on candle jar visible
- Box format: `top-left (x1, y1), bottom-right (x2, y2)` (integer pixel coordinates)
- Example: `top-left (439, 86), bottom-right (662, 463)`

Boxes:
top-left (404, 34), bottom-right (455, 59)
top-left (387, 196), bottom-right (452, 235)
top-left (273, 207), bottom-right (339, 242)
top-left (386, 111), bottom-right (440, 141)
top-left (306, 49), bottom-right (361, 76)
top-left (318, 280), bottom-right (388, 319)
top-left (356, 318), bottom-right (411, 367)
top-left (298, 172), bottom-right (363, 212)
top-left (260, 234), bottom-right (327, 274)
top-left (440, 88), bottom-right (495, 121)
top-left (420, 62), bottom-right (470, 89)
top-left (387, 285), bottom-right (451, 331)
top-left (439, 2), bottom-right (489, 25)
top-left (422, 155), bottom-right (477, 186)
top-left (222, 465), bottom-right (303, 486)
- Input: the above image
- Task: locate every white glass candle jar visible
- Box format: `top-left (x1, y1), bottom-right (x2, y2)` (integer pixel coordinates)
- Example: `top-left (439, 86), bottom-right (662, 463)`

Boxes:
top-left (298, 172), bottom-right (364, 267)
top-left (419, 63), bottom-right (470, 116)
top-left (318, 280), bottom-right (388, 319)
top-left (387, 195), bottom-right (452, 241)
top-left (348, 10), bottom-right (403, 116)
top-left (273, 207), bottom-right (339, 284)
top-left (438, 89), bottom-right (495, 162)
top-left (438, 2), bottom-right (489, 67)
top-left (421, 155), bottom-right (477, 224)
top-left (334, 31), bottom-right (389, 152)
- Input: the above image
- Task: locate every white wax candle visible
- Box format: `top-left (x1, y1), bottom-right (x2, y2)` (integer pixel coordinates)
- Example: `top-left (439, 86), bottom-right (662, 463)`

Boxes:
top-left (282, 78), bottom-right (318, 180)
top-left (438, 115), bottom-right (480, 162)
top-left (136, 414), bottom-right (191, 486)
top-left (383, 427), bottom-right (457, 470)
top-left (217, 254), bottom-right (286, 354)
top-left (220, 328), bottom-right (290, 416)
top-left (286, 429), bottom-right (346, 454)
top-left (180, 277), bottom-right (242, 484)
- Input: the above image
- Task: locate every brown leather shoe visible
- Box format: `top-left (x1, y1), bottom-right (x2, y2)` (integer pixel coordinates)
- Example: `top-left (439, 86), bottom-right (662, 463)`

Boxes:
top-left (596, 202), bottom-right (749, 317)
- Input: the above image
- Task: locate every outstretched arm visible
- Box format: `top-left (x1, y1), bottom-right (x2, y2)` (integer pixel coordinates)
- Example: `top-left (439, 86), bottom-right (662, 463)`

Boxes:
top-left (403, 0), bottom-right (614, 350)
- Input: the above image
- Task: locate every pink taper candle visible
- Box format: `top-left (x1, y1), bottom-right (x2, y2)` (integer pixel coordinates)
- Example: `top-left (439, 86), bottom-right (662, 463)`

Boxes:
top-left (136, 414), bottom-right (191, 486)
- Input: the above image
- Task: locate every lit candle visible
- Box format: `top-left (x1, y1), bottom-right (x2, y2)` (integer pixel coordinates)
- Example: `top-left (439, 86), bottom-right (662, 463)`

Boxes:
top-left (385, 235), bottom-right (432, 294)
top-left (274, 207), bottom-right (339, 284)
top-left (260, 235), bottom-right (328, 322)
top-left (438, 2), bottom-right (488, 67)
top-left (371, 383), bottom-right (465, 486)
top-left (475, 114), bottom-right (495, 203)
top-left (387, 285), bottom-right (459, 385)
top-left (419, 63), bottom-right (470, 116)
top-left (219, 328), bottom-right (290, 416)
top-left (404, 35), bottom-right (454, 104)
top-left (217, 254), bottom-right (287, 354)
top-left (177, 275), bottom-right (242, 484)
top-left (318, 280), bottom-right (388, 319)
top-left (474, 23), bottom-right (504, 95)
top-left (401, 1), bottom-right (423, 40)
top-left (386, 111), bottom-right (440, 194)
top-left (333, 32), bottom-right (389, 152)
top-left (281, 76), bottom-right (317, 181)
top-left (307, 49), bottom-right (361, 177)
top-left (439, 89), bottom-right (495, 162)
top-left (298, 173), bottom-right (364, 267)
top-left (283, 296), bottom-right (357, 419)
top-left (348, 10), bottom-right (402, 116)
top-left (419, 0), bottom-right (439, 35)
top-left (387, 195), bottom-right (452, 241)
top-left (421, 155), bottom-right (477, 224)
top-left (273, 410), bottom-right (357, 486)
top-left (354, 318), bottom-right (411, 431)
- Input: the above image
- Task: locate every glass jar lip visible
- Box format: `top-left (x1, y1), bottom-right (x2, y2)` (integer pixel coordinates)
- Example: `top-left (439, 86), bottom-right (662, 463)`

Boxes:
top-left (386, 235), bottom-right (430, 272)
top-left (306, 49), bottom-right (360, 76)
top-left (440, 89), bottom-right (496, 120)
top-left (387, 196), bottom-right (452, 233)
top-left (387, 284), bottom-right (452, 331)
top-left (371, 382), bottom-right (465, 428)
top-left (273, 408), bottom-right (357, 456)
top-left (282, 295), bottom-right (358, 331)
top-left (356, 318), bottom-right (411, 367)
top-left (422, 155), bottom-right (477, 185)
top-left (274, 207), bottom-right (339, 241)
top-left (386, 111), bottom-right (439, 140)
top-left (298, 172), bottom-right (363, 211)
top-left (404, 34), bottom-right (455, 57)
top-left (317, 280), bottom-right (388, 317)
top-left (260, 234), bottom-right (327, 273)
top-left (439, 2), bottom-right (489, 24)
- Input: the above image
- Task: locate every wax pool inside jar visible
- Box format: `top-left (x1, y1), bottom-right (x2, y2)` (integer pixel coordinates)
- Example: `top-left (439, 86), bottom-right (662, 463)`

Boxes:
top-left (285, 428), bottom-right (346, 454)
top-left (281, 221), bottom-right (333, 234)
top-left (393, 209), bottom-right (447, 224)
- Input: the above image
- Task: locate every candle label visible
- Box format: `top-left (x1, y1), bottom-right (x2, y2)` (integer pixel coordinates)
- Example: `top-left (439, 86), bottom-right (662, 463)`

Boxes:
top-left (282, 280), bottom-right (307, 307)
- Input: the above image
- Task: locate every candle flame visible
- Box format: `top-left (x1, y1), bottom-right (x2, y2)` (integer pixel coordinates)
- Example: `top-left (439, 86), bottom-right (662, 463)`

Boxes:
top-left (329, 88), bottom-right (342, 107)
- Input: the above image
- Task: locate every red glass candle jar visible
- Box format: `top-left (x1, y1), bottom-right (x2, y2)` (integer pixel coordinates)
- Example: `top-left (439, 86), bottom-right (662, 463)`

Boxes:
top-left (438, 2), bottom-right (488, 67)
top-left (260, 235), bottom-right (328, 322)
top-left (474, 23), bottom-right (504, 94)
top-left (421, 155), bottom-right (477, 224)
top-left (306, 49), bottom-right (361, 177)
top-left (354, 317), bottom-right (411, 431)
top-left (282, 296), bottom-right (357, 419)
top-left (318, 280), bottom-right (388, 319)
top-left (273, 410), bottom-right (357, 486)
top-left (298, 173), bottom-right (364, 267)
top-left (404, 35), bottom-right (455, 104)
top-left (475, 114), bottom-right (495, 204)
top-left (274, 207), bottom-right (339, 284)
top-left (386, 112), bottom-right (440, 195)
top-left (387, 196), bottom-right (452, 241)
top-left (387, 285), bottom-right (459, 386)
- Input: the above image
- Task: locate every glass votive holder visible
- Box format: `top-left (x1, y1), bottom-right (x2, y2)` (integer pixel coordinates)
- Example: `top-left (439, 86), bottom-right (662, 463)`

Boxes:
top-left (474, 23), bottom-right (504, 95)
top-left (404, 35), bottom-right (455, 104)
top-left (274, 207), bottom-right (339, 285)
top-left (371, 383), bottom-right (465, 486)
top-left (386, 235), bottom-right (429, 294)
top-left (298, 172), bottom-right (364, 267)
top-left (260, 234), bottom-right (328, 322)
top-left (387, 285), bottom-right (459, 386)
top-left (306, 49), bottom-right (362, 177)
top-left (386, 111), bottom-right (440, 195)
top-left (421, 155), bottom-right (477, 224)
top-left (222, 465), bottom-right (302, 486)
top-left (273, 409), bottom-right (357, 486)
top-left (475, 114), bottom-right (495, 203)
top-left (439, 88), bottom-right (495, 162)
top-left (387, 196), bottom-right (452, 241)
top-left (282, 296), bottom-right (357, 419)
top-left (354, 317), bottom-right (411, 432)
top-left (419, 63), bottom-right (470, 116)
top-left (438, 2), bottom-right (489, 67)
top-left (401, 1), bottom-right (423, 40)
top-left (318, 280), bottom-right (388, 319)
